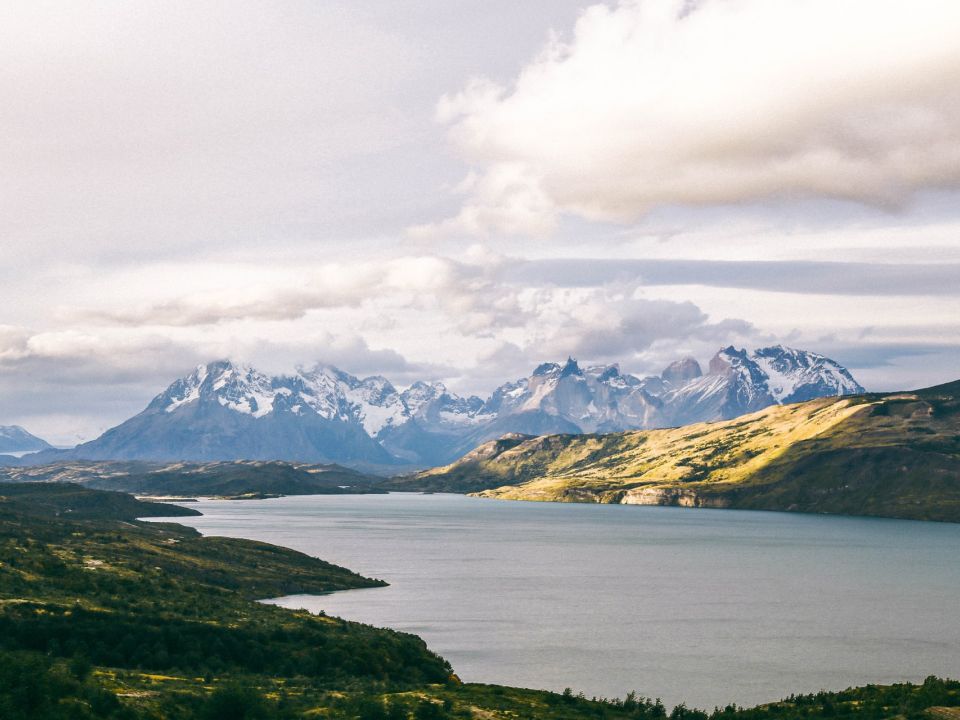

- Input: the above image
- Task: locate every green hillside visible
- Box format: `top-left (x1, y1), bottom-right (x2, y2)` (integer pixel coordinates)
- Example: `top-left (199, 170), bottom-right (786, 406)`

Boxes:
top-left (0, 459), bottom-right (385, 499)
top-left (392, 383), bottom-right (960, 522)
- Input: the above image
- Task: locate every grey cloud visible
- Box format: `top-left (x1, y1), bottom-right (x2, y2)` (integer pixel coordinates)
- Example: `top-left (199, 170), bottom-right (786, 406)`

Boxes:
top-left (69, 256), bottom-right (960, 334)
top-left (80, 289), bottom-right (367, 327)
top-left (805, 341), bottom-right (960, 372)
top-left (505, 259), bottom-right (960, 297)
top-left (538, 297), bottom-right (753, 362)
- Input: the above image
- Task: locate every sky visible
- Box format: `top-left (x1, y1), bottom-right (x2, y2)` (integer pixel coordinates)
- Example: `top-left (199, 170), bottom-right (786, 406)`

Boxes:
top-left (2, 0), bottom-right (960, 445)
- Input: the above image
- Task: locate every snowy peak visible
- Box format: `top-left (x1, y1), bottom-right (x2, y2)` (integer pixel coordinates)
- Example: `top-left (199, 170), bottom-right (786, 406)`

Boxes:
top-left (345, 375), bottom-right (406, 435)
top-left (399, 381), bottom-right (487, 428)
top-left (400, 381), bottom-right (448, 416)
top-left (710, 344), bottom-right (864, 404)
top-left (208, 362), bottom-right (280, 418)
top-left (295, 364), bottom-right (356, 421)
top-left (0, 425), bottom-right (52, 454)
top-left (559, 357), bottom-right (583, 378)
top-left (486, 357), bottom-right (658, 432)
top-left (661, 345), bottom-right (865, 425)
top-left (531, 362), bottom-right (561, 377)
top-left (709, 346), bottom-right (771, 400)
top-left (750, 345), bottom-right (864, 403)
top-left (151, 360), bottom-right (280, 418)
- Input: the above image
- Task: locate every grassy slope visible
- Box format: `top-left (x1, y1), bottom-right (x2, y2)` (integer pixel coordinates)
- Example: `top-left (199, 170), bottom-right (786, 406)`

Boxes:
top-left (395, 385), bottom-right (960, 522)
top-left (0, 485), bottom-right (446, 683)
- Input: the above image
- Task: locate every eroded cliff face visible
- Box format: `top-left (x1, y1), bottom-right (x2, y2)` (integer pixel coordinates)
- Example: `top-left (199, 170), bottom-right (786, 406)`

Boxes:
top-left (475, 482), bottom-right (735, 508)
top-left (620, 486), bottom-right (731, 509)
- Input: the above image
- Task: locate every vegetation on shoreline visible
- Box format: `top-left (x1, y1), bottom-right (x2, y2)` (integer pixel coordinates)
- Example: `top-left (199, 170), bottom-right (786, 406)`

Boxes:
top-left (392, 382), bottom-right (960, 522)
top-left (1, 483), bottom-right (958, 718)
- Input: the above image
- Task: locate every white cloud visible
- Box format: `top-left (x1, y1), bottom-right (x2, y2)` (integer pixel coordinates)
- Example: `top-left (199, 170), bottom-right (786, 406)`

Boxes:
top-left (431, 0), bottom-right (960, 234)
top-left (408, 162), bottom-right (558, 239)
top-left (513, 284), bottom-right (753, 362)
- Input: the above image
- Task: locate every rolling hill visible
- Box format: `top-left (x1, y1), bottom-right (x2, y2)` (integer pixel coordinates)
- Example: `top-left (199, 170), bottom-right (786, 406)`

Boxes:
top-left (0, 459), bottom-right (384, 498)
top-left (390, 380), bottom-right (960, 522)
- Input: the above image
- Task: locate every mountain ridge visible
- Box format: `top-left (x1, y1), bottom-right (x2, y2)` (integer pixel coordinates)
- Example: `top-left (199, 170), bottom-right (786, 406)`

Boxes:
top-left (18, 345), bottom-right (864, 469)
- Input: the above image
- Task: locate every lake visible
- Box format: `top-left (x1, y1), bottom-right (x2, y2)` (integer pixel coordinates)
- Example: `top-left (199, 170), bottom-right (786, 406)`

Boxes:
top-left (153, 493), bottom-right (960, 709)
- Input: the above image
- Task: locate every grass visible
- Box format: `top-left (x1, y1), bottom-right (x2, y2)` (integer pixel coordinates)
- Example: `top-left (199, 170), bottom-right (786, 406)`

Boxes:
top-left (392, 386), bottom-right (960, 522)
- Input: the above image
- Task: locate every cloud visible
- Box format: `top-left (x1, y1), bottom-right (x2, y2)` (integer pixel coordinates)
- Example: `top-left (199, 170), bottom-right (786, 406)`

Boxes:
top-left (506, 258), bottom-right (960, 296)
top-left (431, 0), bottom-right (960, 235)
top-left (73, 257), bottom-right (470, 327)
top-left (0, 326), bottom-right (208, 443)
top-left (458, 283), bottom-right (755, 386)
top-left (408, 163), bottom-right (558, 239)
top-left (531, 289), bottom-right (753, 361)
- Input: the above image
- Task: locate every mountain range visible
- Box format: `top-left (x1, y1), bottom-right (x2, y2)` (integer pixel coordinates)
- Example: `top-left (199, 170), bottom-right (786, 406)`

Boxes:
top-left (20, 345), bottom-right (864, 469)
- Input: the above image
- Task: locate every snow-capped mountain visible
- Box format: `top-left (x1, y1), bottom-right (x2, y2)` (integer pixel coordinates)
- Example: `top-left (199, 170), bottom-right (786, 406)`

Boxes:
top-left (0, 425), bottom-right (52, 455)
top-left (44, 345), bottom-right (864, 469)
top-left (750, 345), bottom-right (863, 403)
top-left (661, 346), bottom-right (864, 426)
top-left (71, 361), bottom-right (395, 466)
top-left (474, 358), bottom-right (661, 435)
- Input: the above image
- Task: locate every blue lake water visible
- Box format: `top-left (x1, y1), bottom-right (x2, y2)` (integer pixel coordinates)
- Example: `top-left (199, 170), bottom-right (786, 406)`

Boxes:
top-left (153, 493), bottom-right (960, 709)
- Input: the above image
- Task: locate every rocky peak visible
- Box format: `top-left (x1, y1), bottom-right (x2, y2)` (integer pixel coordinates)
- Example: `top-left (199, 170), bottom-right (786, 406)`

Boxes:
top-left (592, 364), bottom-right (621, 383)
top-left (532, 362), bottom-right (561, 377)
top-left (559, 357), bottom-right (583, 378)
top-left (661, 357), bottom-right (703, 387)
top-left (400, 381), bottom-right (448, 415)
top-left (708, 346), bottom-right (751, 375)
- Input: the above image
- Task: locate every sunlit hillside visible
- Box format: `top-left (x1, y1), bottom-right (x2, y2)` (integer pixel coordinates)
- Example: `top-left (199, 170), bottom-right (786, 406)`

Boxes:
top-left (395, 382), bottom-right (960, 522)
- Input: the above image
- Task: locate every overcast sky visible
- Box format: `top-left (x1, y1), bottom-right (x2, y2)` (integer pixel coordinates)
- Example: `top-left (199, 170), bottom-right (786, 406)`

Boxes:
top-left (2, 0), bottom-right (960, 444)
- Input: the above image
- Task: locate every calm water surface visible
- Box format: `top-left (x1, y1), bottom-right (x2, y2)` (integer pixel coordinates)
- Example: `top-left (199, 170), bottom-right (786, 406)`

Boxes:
top-left (154, 493), bottom-right (960, 709)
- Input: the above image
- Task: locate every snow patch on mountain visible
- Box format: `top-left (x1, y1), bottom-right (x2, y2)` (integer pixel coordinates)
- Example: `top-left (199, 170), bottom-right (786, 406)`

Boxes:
top-left (343, 377), bottom-right (407, 435)
top-left (751, 345), bottom-right (863, 402)
top-left (211, 363), bottom-right (280, 418)
top-left (162, 364), bottom-right (209, 413)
